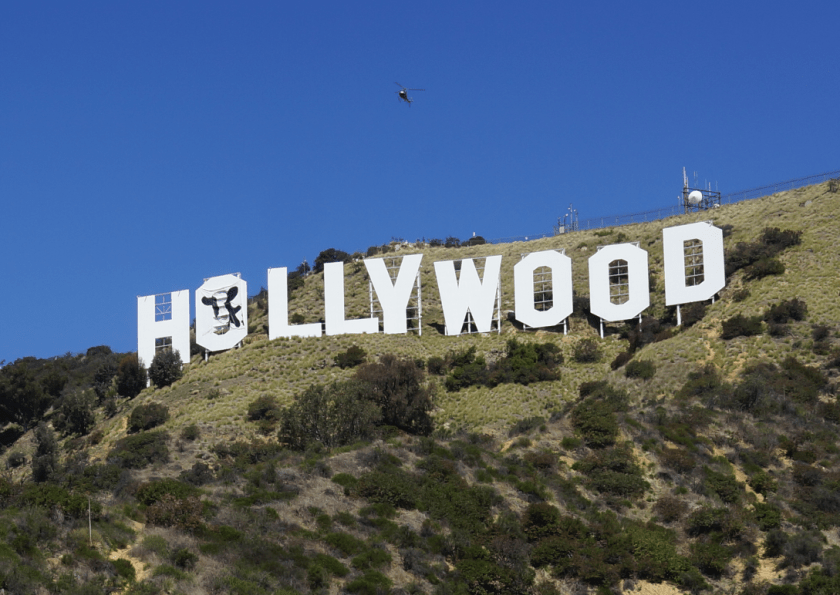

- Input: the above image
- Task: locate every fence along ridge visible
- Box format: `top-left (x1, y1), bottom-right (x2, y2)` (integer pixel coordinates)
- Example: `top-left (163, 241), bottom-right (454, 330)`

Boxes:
top-left (487, 169), bottom-right (840, 244)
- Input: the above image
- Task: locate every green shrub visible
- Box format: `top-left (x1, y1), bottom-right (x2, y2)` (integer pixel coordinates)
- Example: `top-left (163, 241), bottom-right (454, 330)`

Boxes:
top-left (573, 338), bottom-right (601, 363)
top-left (744, 257), bottom-right (785, 280)
top-left (749, 470), bottom-right (777, 496)
top-left (128, 403), bottom-right (169, 433)
top-left (170, 548), bottom-right (198, 570)
top-left (278, 381), bottom-right (380, 450)
top-left (116, 354), bottom-right (147, 398)
top-left (752, 502), bottom-right (782, 531)
top-left (572, 445), bottom-right (648, 499)
top-left (145, 494), bottom-right (203, 530)
top-left (247, 395), bottom-right (281, 434)
top-left (625, 360), bottom-right (656, 380)
top-left (148, 349), bottom-right (182, 388)
top-left (6, 450), bottom-right (26, 468)
top-left (351, 547), bottom-right (392, 570)
top-left (136, 479), bottom-right (199, 506)
top-left (180, 424), bottom-right (200, 441)
top-left (764, 298), bottom-right (808, 323)
top-left (508, 416), bottom-right (545, 437)
top-left (732, 288), bottom-right (751, 302)
top-left (325, 532), bottom-right (367, 557)
top-left (113, 558), bottom-right (136, 582)
top-left (311, 553), bottom-right (349, 577)
top-left (610, 350), bottom-right (633, 370)
top-left (109, 430), bottom-right (170, 469)
top-left (571, 399), bottom-right (618, 448)
top-left (781, 530), bottom-right (823, 568)
top-left (704, 467), bottom-right (743, 503)
top-left (180, 461), bottom-right (214, 486)
top-left (690, 540), bottom-right (732, 577)
top-left (721, 315), bottom-right (763, 340)
top-left (56, 390), bottom-right (96, 436)
top-left (345, 571), bottom-right (392, 595)
top-left (354, 354), bottom-right (434, 435)
top-left (653, 495), bottom-right (688, 523)
top-left (486, 338), bottom-right (562, 386)
top-left (444, 346), bottom-right (488, 391)
top-left (356, 469), bottom-right (418, 509)
top-left (686, 507), bottom-right (729, 536)
top-left (334, 345), bottom-right (367, 369)
top-left (32, 422), bottom-right (58, 482)
top-left (426, 356), bottom-right (445, 375)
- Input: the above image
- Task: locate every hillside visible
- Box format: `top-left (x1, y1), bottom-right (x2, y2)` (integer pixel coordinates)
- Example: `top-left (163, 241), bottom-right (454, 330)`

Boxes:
top-left (2, 179), bottom-right (840, 595)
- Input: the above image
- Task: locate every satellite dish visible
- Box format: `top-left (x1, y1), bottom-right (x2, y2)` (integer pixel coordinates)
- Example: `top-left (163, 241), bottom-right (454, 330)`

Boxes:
top-left (688, 190), bottom-right (703, 205)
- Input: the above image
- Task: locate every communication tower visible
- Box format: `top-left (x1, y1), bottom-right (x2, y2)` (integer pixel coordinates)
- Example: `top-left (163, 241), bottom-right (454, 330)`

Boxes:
top-left (554, 204), bottom-right (579, 234)
top-left (681, 167), bottom-right (721, 213)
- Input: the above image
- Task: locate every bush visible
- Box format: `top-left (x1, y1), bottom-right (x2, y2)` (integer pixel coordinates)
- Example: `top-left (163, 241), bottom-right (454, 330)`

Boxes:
top-left (745, 257), bottom-right (785, 280)
top-left (112, 558), bottom-right (136, 582)
top-left (313, 248), bottom-right (351, 273)
top-left (278, 381), bottom-right (381, 450)
top-left (354, 355), bottom-right (434, 435)
top-left (247, 395), bottom-right (281, 434)
top-left (444, 346), bottom-right (488, 391)
top-left (180, 424), bottom-right (200, 441)
top-left (180, 462), bottom-right (214, 486)
top-left (721, 315), bottom-right (763, 340)
top-left (732, 288), bottom-right (751, 302)
top-left (148, 349), bottom-right (182, 388)
top-left (573, 338), bottom-right (601, 363)
top-left (109, 431), bottom-right (170, 469)
top-left (426, 356), bottom-right (445, 375)
top-left (704, 467), bottom-right (743, 503)
top-left (56, 390), bottom-right (96, 436)
top-left (764, 298), bottom-right (808, 323)
top-left (610, 351), bottom-right (633, 370)
top-left (6, 450), bottom-right (26, 468)
top-left (486, 339), bottom-right (562, 386)
top-left (571, 399), bottom-right (618, 448)
top-left (116, 354), bottom-right (147, 398)
top-left (334, 346), bottom-right (367, 369)
top-left (345, 571), bottom-right (392, 595)
top-left (170, 548), bottom-right (198, 570)
top-left (653, 495), bottom-right (688, 523)
top-left (625, 360), bottom-right (656, 380)
top-left (752, 502), bottom-right (782, 531)
top-left (572, 445), bottom-right (648, 499)
top-left (690, 540), bottom-right (732, 577)
top-left (128, 403), bottom-right (169, 433)
top-left (145, 494), bottom-right (203, 531)
top-left (32, 422), bottom-right (58, 483)
top-left (136, 478), bottom-right (199, 506)
top-left (781, 531), bottom-right (823, 568)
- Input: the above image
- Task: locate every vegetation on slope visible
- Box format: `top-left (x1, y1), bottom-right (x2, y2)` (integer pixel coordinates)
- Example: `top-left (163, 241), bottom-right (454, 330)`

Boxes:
top-left (0, 179), bottom-right (839, 593)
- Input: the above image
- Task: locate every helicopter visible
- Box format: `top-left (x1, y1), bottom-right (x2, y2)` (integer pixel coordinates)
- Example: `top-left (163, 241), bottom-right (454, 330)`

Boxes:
top-left (395, 82), bottom-right (424, 106)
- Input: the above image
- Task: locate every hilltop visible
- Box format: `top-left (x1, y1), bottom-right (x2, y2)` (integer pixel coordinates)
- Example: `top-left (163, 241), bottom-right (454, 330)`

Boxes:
top-left (1, 179), bottom-right (840, 595)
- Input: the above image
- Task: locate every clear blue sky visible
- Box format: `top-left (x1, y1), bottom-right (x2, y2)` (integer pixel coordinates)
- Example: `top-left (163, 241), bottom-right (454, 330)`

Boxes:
top-left (2, 1), bottom-right (838, 363)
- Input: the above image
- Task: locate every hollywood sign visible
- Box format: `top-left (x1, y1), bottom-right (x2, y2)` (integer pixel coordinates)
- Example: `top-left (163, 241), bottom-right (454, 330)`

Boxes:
top-left (137, 221), bottom-right (724, 368)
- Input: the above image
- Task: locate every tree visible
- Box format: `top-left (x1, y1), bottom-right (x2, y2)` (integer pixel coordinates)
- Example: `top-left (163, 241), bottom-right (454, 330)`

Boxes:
top-left (278, 381), bottom-right (381, 450)
top-left (32, 422), bottom-right (58, 482)
top-left (148, 349), bottom-right (183, 388)
top-left (313, 248), bottom-right (351, 273)
top-left (57, 390), bottom-right (96, 436)
top-left (116, 354), bottom-right (147, 398)
top-left (354, 355), bottom-right (434, 435)
top-left (0, 362), bottom-right (51, 430)
top-left (92, 359), bottom-right (118, 401)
